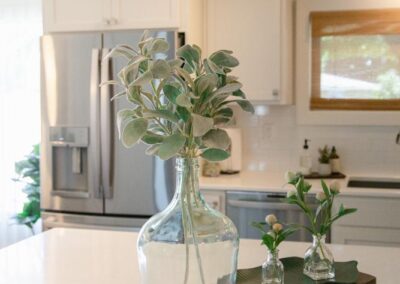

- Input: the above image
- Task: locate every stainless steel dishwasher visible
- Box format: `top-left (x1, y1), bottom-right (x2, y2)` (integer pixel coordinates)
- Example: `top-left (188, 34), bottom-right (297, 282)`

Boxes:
top-left (226, 191), bottom-right (323, 242)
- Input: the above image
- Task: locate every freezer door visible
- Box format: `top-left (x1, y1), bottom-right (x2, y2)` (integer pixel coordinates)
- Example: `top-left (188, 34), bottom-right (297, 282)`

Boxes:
top-left (102, 31), bottom-right (176, 216)
top-left (41, 33), bottom-right (103, 213)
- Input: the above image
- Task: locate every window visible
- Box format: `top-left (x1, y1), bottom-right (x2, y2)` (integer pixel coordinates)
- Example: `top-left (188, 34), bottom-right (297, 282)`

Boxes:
top-left (311, 9), bottom-right (400, 110)
top-left (0, 0), bottom-right (42, 248)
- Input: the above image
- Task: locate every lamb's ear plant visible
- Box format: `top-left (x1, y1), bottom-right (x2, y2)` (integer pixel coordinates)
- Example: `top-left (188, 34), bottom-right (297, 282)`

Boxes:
top-left (101, 31), bottom-right (254, 161)
top-left (285, 173), bottom-right (357, 237)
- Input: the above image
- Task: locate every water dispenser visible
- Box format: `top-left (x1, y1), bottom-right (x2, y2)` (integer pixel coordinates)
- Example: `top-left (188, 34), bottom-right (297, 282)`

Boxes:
top-left (49, 127), bottom-right (89, 198)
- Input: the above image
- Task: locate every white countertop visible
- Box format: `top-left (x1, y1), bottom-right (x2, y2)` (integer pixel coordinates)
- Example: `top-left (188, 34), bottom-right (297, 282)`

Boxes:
top-left (200, 171), bottom-right (400, 198)
top-left (0, 228), bottom-right (399, 283)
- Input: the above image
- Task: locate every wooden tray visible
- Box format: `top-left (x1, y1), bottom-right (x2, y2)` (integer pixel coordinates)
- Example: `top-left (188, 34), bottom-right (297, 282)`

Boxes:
top-left (304, 172), bottom-right (346, 179)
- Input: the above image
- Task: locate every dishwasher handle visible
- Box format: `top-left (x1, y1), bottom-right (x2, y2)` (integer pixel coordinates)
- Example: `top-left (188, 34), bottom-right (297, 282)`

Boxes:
top-left (227, 199), bottom-right (318, 210)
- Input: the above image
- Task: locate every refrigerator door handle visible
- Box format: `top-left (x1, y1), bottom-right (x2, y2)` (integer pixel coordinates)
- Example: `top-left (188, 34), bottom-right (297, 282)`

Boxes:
top-left (90, 48), bottom-right (102, 199)
top-left (100, 48), bottom-right (114, 199)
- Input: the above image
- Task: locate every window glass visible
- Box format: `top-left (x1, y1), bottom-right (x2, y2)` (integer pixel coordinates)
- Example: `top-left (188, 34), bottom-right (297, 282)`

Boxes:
top-left (320, 35), bottom-right (400, 100)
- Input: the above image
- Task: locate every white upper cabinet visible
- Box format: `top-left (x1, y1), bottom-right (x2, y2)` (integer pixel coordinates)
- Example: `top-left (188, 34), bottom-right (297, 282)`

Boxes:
top-left (43, 0), bottom-right (179, 33)
top-left (205, 0), bottom-right (293, 103)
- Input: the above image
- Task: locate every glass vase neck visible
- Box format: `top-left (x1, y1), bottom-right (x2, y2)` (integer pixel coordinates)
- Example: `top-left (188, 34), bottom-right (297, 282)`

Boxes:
top-left (312, 234), bottom-right (326, 244)
top-left (267, 249), bottom-right (279, 261)
top-left (174, 157), bottom-right (203, 206)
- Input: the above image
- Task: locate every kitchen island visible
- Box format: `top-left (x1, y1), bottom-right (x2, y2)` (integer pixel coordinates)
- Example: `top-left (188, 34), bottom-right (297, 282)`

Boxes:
top-left (0, 228), bottom-right (398, 283)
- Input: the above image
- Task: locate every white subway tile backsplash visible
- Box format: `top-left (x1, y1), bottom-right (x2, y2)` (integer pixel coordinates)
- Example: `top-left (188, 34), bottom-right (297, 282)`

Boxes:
top-left (235, 105), bottom-right (400, 176)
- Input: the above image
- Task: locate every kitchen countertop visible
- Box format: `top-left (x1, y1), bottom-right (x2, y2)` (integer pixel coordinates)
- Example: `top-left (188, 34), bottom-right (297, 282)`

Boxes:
top-left (0, 228), bottom-right (399, 283)
top-left (200, 171), bottom-right (400, 198)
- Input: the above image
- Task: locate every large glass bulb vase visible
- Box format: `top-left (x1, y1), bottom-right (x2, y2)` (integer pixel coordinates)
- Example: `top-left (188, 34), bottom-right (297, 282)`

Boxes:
top-left (137, 158), bottom-right (239, 284)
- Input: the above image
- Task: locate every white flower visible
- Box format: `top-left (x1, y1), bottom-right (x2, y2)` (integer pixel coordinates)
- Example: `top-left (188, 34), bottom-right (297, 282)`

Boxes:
top-left (265, 214), bottom-right (277, 225)
top-left (284, 171), bottom-right (297, 183)
top-left (330, 180), bottom-right (341, 194)
top-left (316, 191), bottom-right (326, 202)
top-left (287, 190), bottom-right (297, 198)
top-left (272, 223), bottom-right (283, 233)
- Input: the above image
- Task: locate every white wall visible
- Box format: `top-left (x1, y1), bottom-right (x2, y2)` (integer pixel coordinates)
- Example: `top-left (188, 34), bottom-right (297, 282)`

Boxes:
top-left (235, 105), bottom-right (400, 176)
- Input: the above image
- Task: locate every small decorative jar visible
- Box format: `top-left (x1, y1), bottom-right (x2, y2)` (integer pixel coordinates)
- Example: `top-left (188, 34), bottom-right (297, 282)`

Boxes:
top-left (262, 249), bottom-right (284, 284)
top-left (330, 158), bottom-right (341, 173)
top-left (318, 163), bottom-right (332, 176)
top-left (303, 234), bottom-right (335, 280)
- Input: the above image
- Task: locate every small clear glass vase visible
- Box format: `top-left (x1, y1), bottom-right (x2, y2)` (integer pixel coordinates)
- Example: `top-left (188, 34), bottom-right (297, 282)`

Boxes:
top-left (137, 157), bottom-right (239, 284)
top-left (262, 250), bottom-right (284, 284)
top-left (303, 234), bottom-right (335, 280)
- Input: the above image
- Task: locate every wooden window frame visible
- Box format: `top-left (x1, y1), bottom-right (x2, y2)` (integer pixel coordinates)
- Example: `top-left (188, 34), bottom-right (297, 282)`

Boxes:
top-left (310, 9), bottom-right (400, 111)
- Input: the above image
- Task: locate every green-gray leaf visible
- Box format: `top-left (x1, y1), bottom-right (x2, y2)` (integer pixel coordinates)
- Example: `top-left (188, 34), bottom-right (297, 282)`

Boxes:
top-left (130, 70), bottom-right (153, 87)
top-left (214, 83), bottom-right (242, 96)
top-left (196, 73), bottom-right (218, 96)
top-left (158, 133), bottom-right (186, 160)
top-left (151, 59), bottom-right (171, 79)
top-left (176, 44), bottom-right (200, 73)
top-left (148, 38), bottom-right (169, 55)
top-left (202, 129), bottom-right (231, 150)
top-left (201, 148), bottom-right (230, 161)
top-left (210, 50), bottom-right (239, 68)
top-left (143, 109), bottom-right (179, 124)
top-left (141, 132), bottom-right (164, 144)
top-left (122, 118), bottom-right (148, 148)
top-left (192, 114), bottom-right (214, 137)
top-left (117, 109), bottom-right (136, 138)
top-left (176, 94), bottom-right (192, 108)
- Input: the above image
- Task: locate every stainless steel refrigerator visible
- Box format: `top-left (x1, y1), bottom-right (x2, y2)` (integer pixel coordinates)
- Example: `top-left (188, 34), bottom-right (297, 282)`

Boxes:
top-left (40, 30), bottom-right (177, 231)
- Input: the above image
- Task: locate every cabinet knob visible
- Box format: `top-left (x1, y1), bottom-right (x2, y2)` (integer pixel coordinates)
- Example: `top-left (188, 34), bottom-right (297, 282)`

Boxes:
top-left (103, 18), bottom-right (111, 25)
top-left (272, 89), bottom-right (279, 98)
top-left (111, 18), bottom-right (118, 25)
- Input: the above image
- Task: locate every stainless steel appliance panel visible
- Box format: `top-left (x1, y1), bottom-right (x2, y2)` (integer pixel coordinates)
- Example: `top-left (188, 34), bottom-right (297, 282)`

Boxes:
top-left (102, 31), bottom-right (176, 216)
top-left (41, 33), bottom-right (103, 213)
top-left (226, 191), bottom-right (318, 241)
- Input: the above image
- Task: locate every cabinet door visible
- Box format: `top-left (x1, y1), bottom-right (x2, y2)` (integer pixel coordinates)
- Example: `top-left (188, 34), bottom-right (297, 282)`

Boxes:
top-left (43, 0), bottom-right (112, 33)
top-left (111, 0), bottom-right (179, 30)
top-left (206, 0), bottom-right (282, 102)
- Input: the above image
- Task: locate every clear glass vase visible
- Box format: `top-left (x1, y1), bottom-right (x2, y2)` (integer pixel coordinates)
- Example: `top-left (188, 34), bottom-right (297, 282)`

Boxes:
top-left (137, 157), bottom-right (239, 284)
top-left (303, 234), bottom-right (335, 280)
top-left (262, 250), bottom-right (284, 284)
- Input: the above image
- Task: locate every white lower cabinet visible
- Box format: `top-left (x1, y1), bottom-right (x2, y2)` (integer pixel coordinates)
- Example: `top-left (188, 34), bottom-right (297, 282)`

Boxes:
top-left (332, 195), bottom-right (400, 247)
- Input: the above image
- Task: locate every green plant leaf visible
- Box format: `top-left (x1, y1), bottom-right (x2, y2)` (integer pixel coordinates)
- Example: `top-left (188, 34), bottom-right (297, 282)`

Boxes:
top-left (130, 70), bottom-right (153, 87)
top-left (201, 148), bottom-right (230, 161)
top-left (177, 106), bottom-right (190, 122)
top-left (141, 132), bottom-right (164, 144)
top-left (163, 83), bottom-right (182, 104)
top-left (176, 94), bottom-right (192, 108)
top-left (145, 144), bottom-right (160, 155)
top-left (202, 129), bottom-right (231, 150)
top-left (192, 114), bottom-right (214, 137)
top-left (210, 50), bottom-right (239, 68)
top-left (143, 110), bottom-right (179, 124)
top-left (151, 59), bottom-right (171, 79)
top-left (176, 44), bottom-right (200, 73)
top-left (157, 133), bottom-right (186, 160)
top-left (196, 73), bottom-right (218, 96)
top-left (168, 58), bottom-right (184, 69)
top-left (232, 89), bottom-right (246, 99)
top-left (121, 118), bottom-right (148, 148)
top-left (117, 109), bottom-right (136, 138)
top-left (262, 234), bottom-right (274, 250)
top-left (222, 99), bottom-right (254, 114)
top-left (214, 82), bottom-right (243, 96)
top-left (148, 38), bottom-right (169, 55)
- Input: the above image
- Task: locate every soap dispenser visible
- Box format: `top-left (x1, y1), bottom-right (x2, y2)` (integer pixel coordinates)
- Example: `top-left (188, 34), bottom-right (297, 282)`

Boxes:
top-left (300, 139), bottom-right (312, 175)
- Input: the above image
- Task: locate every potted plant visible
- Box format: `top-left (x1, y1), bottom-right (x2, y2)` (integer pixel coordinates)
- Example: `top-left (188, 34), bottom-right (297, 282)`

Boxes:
top-left (318, 146), bottom-right (331, 176)
top-left (285, 173), bottom-right (357, 280)
top-left (252, 215), bottom-right (297, 284)
top-left (102, 32), bottom-right (254, 284)
top-left (329, 146), bottom-right (341, 173)
top-left (12, 144), bottom-right (40, 235)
